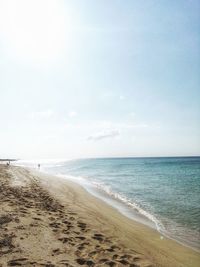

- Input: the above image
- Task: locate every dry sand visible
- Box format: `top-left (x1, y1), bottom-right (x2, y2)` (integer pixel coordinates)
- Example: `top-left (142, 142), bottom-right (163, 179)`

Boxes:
top-left (0, 165), bottom-right (199, 267)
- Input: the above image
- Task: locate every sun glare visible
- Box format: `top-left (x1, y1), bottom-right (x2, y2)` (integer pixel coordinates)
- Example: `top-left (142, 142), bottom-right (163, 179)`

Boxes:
top-left (0, 0), bottom-right (71, 64)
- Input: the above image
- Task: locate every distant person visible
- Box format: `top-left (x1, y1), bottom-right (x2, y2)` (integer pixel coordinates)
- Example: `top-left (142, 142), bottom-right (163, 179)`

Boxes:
top-left (38, 164), bottom-right (40, 170)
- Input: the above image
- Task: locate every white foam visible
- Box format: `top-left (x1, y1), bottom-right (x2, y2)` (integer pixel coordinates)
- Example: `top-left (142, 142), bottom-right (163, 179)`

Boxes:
top-left (91, 181), bottom-right (164, 232)
top-left (53, 172), bottom-right (163, 231)
top-left (13, 162), bottom-right (200, 251)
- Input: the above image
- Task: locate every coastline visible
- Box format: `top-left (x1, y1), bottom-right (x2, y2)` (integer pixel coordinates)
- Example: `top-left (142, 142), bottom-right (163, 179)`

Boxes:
top-left (57, 173), bottom-right (199, 252)
top-left (0, 165), bottom-right (199, 267)
top-left (53, 171), bottom-right (200, 252)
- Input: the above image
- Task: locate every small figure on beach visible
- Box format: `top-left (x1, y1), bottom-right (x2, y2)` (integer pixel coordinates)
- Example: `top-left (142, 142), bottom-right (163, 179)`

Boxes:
top-left (38, 164), bottom-right (40, 170)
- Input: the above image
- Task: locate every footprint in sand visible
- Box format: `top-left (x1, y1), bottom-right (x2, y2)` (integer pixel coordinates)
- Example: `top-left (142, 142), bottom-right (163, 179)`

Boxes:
top-left (58, 237), bottom-right (73, 244)
top-left (77, 222), bottom-right (87, 231)
top-left (49, 222), bottom-right (61, 229)
top-left (76, 258), bottom-right (95, 266)
top-left (92, 233), bottom-right (105, 242)
top-left (7, 258), bottom-right (28, 266)
top-left (33, 217), bottom-right (42, 221)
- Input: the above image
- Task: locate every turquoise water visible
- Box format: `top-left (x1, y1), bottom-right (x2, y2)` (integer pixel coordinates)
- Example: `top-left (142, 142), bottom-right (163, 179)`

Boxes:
top-left (17, 157), bottom-right (200, 250)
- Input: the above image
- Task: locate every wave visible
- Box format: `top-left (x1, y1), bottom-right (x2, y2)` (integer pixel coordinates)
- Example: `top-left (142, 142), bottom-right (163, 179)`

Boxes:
top-left (54, 173), bottom-right (200, 251)
top-left (91, 181), bottom-right (164, 231)
top-left (13, 160), bottom-right (165, 236)
top-left (55, 172), bottom-right (164, 232)
top-left (13, 160), bottom-right (200, 251)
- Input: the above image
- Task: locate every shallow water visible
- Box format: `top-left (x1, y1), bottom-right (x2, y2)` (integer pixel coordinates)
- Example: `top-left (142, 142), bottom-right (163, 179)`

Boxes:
top-left (16, 157), bottom-right (200, 250)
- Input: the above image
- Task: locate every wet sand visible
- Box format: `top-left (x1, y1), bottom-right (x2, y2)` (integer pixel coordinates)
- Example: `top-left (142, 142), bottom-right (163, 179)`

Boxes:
top-left (0, 165), bottom-right (199, 267)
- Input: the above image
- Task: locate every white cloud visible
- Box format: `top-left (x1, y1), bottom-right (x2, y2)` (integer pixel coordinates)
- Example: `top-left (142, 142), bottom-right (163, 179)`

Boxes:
top-left (88, 130), bottom-right (120, 141)
top-left (90, 120), bottom-right (149, 130)
top-left (29, 109), bottom-right (54, 119)
top-left (117, 122), bottom-right (148, 129)
top-left (68, 111), bottom-right (77, 118)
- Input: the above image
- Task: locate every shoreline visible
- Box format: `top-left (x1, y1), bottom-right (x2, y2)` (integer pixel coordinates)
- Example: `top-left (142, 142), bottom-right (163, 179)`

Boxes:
top-left (65, 175), bottom-right (200, 253)
top-left (39, 168), bottom-right (199, 252)
top-left (0, 165), bottom-right (199, 266)
top-left (56, 173), bottom-right (157, 229)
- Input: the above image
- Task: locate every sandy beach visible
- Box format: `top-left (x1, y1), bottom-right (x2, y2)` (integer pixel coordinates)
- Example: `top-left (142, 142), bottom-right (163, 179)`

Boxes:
top-left (0, 165), bottom-right (199, 267)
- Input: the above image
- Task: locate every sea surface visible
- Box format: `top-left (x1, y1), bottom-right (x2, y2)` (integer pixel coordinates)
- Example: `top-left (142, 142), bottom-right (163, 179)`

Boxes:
top-left (16, 157), bottom-right (200, 250)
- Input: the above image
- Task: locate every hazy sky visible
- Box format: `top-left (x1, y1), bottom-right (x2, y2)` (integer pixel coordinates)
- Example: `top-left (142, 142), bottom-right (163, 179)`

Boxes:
top-left (0, 0), bottom-right (200, 159)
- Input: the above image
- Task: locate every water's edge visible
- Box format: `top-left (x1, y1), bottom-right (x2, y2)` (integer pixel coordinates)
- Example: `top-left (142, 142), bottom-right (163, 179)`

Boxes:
top-left (54, 173), bottom-right (200, 253)
top-left (13, 160), bottom-right (200, 253)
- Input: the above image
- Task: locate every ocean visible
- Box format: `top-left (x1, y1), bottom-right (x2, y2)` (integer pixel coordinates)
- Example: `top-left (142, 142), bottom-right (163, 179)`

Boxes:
top-left (16, 157), bottom-right (200, 251)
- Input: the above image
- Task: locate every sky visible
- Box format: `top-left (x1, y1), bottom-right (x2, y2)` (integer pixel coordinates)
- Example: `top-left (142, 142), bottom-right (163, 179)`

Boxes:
top-left (0, 0), bottom-right (200, 159)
